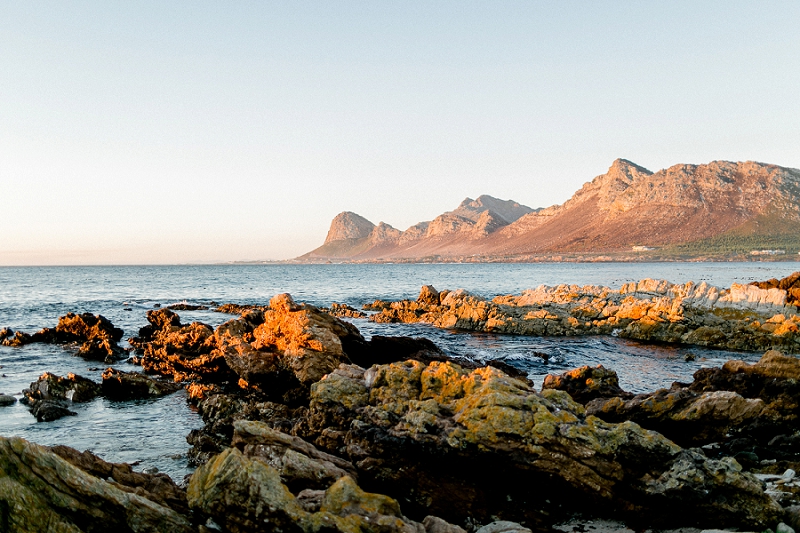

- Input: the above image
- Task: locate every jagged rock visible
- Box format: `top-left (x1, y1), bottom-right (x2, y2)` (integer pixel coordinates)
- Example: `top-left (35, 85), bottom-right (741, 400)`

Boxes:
top-left (366, 281), bottom-right (800, 353)
top-left (418, 285), bottom-right (441, 306)
top-left (423, 515), bottom-right (467, 533)
top-left (231, 419), bottom-right (357, 492)
top-left (323, 303), bottom-right (367, 319)
top-left (1, 313), bottom-right (126, 359)
top-left (188, 447), bottom-right (435, 533)
top-left (49, 444), bottom-right (188, 515)
top-left (752, 272), bottom-right (800, 306)
top-left (24, 372), bottom-right (101, 404)
top-left (542, 365), bottom-right (632, 404)
top-left (350, 335), bottom-right (449, 367)
top-left (101, 368), bottom-right (182, 400)
top-left (301, 360), bottom-right (781, 530)
top-left (22, 372), bottom-right (99, 421)
top-left (130, 308), bottom-right (226, 383)
top-left (0, 436), bottom-right (194, 532)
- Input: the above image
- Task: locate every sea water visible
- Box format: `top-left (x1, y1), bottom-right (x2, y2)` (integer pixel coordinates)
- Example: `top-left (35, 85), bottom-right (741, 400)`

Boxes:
top-left (0, 262), bottom-right (797, 479)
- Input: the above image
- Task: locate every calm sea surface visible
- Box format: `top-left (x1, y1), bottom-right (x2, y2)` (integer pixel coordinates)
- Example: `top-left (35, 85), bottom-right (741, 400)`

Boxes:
top-left (1, 262), bottom-right (798, 479)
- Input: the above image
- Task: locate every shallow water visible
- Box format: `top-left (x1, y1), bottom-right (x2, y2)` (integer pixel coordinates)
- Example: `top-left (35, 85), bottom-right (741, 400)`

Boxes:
top-left (0, 262), bottom-right (797, 479)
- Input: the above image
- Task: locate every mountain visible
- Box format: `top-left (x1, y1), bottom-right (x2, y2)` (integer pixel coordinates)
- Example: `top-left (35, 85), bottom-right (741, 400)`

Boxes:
top-left (299, 160), bottom-right (800, 261)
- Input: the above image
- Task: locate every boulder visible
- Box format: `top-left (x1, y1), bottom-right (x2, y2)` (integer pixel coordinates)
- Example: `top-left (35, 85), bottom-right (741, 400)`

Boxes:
top-left (418, 285), bottom-right (441, 306)
top-left (231, 419), bottom-right (357, 492)
top-left (100, 368), bottom-right (182, 400)
top-left (542, 365), bottom-right (633, 404)
top-left (0, 436), bottom-right (193, 532)
top-left (22, 372), bottom-right (100, 421)
top-left (49, 444), bottom-right (188, 515)
top-left (1, 314), bottom-right (126, 359)
top-left (0, 394), bottom-right (17, 406)
top-left (302, 360), bottom-right (781, 530)
top-left (188, 447), bottom-right (438, 533)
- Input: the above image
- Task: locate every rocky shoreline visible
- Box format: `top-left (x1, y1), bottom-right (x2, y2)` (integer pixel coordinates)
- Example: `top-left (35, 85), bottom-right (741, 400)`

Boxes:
top-left (366, 274), bottom-right (800, 353)
top-left (1, 275), bottom-right (800, 532)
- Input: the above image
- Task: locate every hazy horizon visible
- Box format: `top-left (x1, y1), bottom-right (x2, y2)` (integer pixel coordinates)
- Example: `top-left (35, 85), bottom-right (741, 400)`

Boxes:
top-left (3, 2), bottom-right (799, 265)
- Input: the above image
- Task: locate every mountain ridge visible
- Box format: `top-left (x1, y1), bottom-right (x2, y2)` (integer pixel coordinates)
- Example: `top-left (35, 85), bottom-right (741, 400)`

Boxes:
top-left (299, 159), bottom-right (800, 261)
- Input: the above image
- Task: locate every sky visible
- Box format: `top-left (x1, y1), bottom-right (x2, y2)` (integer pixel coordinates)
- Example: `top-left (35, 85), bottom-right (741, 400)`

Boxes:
top-left (1, 2), bottom-right (799, 265)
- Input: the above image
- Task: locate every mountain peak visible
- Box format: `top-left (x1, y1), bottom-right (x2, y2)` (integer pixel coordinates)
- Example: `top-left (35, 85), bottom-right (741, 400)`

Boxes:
top-left (453, 195), bottom-right (534, 224)
top-left (324, 212), bottom-right (375, 243)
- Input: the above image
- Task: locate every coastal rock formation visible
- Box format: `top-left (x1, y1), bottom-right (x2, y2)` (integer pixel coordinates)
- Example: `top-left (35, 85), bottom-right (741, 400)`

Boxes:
top-left (188, 447), bottom-right (458, 533)
top-left (299, 160), bottom-right (800, 261)
top-left (101, 368), bottom-right (182, 400)
top-left (0, 313), bottom-right (126, 361)
top-left (541, 365), bottom-right (633, 404)
top-left (753, 272), bottom-right (800, 306)
top-left (299, 360), bottom-right (781, 529)
top-left (21, 372), bottom-right (101, 421)
top-left (366, 280), bottom-right (800, 353)
top-left (0, 436), bottom-right (194, 532)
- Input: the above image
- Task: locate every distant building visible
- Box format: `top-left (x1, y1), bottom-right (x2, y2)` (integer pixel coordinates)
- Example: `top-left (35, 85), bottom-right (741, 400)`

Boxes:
top-left (632, 245), bottom-right (654, 251)
top-left (750, 249), bottom-right (786, 256)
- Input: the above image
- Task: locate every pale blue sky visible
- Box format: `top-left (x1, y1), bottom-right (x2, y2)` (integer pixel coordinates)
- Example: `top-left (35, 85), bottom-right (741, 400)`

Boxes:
top-left (1, 2), bottom-right (798, 264)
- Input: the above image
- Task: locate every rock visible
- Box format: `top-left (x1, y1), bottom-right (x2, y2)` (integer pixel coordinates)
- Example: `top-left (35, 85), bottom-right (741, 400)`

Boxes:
top-left (350, 335), bottom-right (449, 367)
top-left (365, 281), bottom-right (800, 353)
top-left (542, 365), bottom-right (633, 404)
top-left (188, 447), bottom-right (427, 533)
top-left (231, 419), bottom-right (357, 492)
top-left (166, 302), bottom-right (209, 310)
top-left (418, 285), bottom-right (441, 306)
top-left (302, 360), bottom-right (781, 530)
top-left (101, 368), bottom-right (182, 400)
top-left (24, 372), bottom-right (101, 403)
top-left (423, 515), bottom-right (467, 533)
top-left (55, 312), bottom-right (124, 343)
top-left (22, 371), bottom-right (100, 421)
top-left (475, 521), bottom-right (532, 533)
top-left (29, 399), bottom-right (77, 422)
top-left (778, 523), bottom-right (796, 533)
top-left (130, 308), bottom-right (227, 383)
top-left (1, 313), bottom-right (126, 358)
top-left (49, 444), bottom-right (189, 515)
top-left (0, 394), bottom-right (16, 406)
top-left (785, 506), bottom-right (800, 533)
top-left (0, 436), bottom-right (193, 532)
top-left (323, 303), bottom-right (367, 319)
top-left (587, 389), bottom-right (766, 447)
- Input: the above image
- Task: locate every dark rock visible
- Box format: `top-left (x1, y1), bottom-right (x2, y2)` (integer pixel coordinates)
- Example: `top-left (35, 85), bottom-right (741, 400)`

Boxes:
top-left (24, 371), bottom-right (101, 404)
top-left (423, 515), bottom-right (467, 533)
top-left (542, 364), bottom-right (633, 404)
top-left (475, 522), bottom-right (531, 533)
top-left (785, 505), bottom-right (800, 533)
top-left (322, 303), bottom-right (367, 319)
top-left (166, 303), bottom-right (209, 311)
top-left (351, 335), bottom-right (449, 367)
top-left (101, 368), bottom-right (182, 400)
top-left (55, 312), bottom-right (124, 343)
top-left (30, 400), bottom-right (77, 422)
top-left (0, 394), bottom-right (16, 406)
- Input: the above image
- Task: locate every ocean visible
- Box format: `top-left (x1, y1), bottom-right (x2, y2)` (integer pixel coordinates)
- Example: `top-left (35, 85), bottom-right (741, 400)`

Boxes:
top-left (1, 261), bottom-right (798, 479)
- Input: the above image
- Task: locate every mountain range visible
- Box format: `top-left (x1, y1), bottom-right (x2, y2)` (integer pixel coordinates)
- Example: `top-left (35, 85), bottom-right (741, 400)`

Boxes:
top-left (298, 159), bottom-right (800, 262)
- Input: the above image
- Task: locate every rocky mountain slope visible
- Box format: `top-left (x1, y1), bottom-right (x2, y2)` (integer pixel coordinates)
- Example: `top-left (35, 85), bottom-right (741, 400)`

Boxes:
top-left (299, 160), bottom-right (800, 261)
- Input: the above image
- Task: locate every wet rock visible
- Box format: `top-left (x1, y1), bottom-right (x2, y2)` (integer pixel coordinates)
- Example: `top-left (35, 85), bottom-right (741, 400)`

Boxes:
top-left (231, 419), bottom-right (357, 492)
top-left (0, 329), bottom-right (32, 347)
top-left (350, 335), bottom-right (450, 367)
top-left (542, 365), bottom-right (633, 404)
top-left (24, 371), bottom-right (101, 404)
top-left (29, 399), bottom-right (77, 422)
top-left (1, 313), bottom-right (126, 359)
top-left (0, 436), bottom-right (193, 532)
top-left (302, 360), bottom-right (781, 530)
top-left (188, 447), bottom-right (432, 533)
top-left (785, 505), bottom-right (800, 533)
top-left (322, 303), bottom-right (367, 319)
top-left (166, 302), bottom-right (209, 310)
top-left (0, 394), bottom-right (16, 406)
top-left (49, 444), bottom-right (189, 515)
top-left (55, 312), bottom-right (124, 343)
top-left (101, 368), bottom-right (182, 400)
